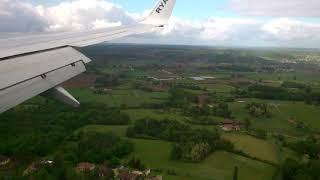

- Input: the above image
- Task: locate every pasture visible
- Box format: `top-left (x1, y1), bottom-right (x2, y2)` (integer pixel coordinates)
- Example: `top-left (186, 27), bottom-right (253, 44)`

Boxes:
top-left (223, 133), bottom-right (279, 164)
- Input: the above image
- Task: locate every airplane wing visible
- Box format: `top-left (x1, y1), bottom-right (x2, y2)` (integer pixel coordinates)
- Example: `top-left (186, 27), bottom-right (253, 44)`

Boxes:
top-left (0, 0), bottom-right (176, 113)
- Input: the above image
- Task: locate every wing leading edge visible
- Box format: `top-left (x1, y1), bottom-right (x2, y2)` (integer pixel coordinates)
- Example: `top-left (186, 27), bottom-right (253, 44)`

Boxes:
top-left (0, 0), bottom-right (176, 113)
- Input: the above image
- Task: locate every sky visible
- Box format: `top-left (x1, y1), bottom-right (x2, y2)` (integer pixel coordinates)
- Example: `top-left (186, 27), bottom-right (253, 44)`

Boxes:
top-left (1, 0), bottom-right (320, 48)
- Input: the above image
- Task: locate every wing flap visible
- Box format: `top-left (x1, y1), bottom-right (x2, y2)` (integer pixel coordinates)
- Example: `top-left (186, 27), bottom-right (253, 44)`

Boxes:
top-left (0, 60), bottom-right (86, 113)
top-left (0, 47), bottom-right (91, 90)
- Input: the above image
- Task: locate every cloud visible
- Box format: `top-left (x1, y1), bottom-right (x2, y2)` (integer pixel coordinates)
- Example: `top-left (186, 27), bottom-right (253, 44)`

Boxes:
top-left (230, 0), bottom-right (320, 17)
top-left (120, 17), bottom-right (261, 45)
top-left (137, 17), bottom-right (262, 46)
top-left (38, 0), bottom-right (135, 31)
top-left (0, 0), bottom-right (135, 32)
top-left (200, 17), bottom-right (260, 42)
top-left (0, 0), bottom-right (319, 48)
top-left (0, 0), bottom-right (47, 32)
top-left (261, 18), bottom-right (320, 47)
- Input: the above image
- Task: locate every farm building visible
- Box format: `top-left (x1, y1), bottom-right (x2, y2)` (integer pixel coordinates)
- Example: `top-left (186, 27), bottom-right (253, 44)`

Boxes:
top-left (0, 155), bottom-right (10, 166)
top-left (198, 94), bottom-right (210, 105)
top-left (220, 119), bottom-right (241, 131)
top-left (97, 165), bottom-right (113, 177)
top-left (76, 162), bottom-right (96, 172)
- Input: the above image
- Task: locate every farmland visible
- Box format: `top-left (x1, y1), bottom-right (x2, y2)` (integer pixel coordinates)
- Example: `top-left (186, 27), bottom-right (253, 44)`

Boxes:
top-left (0, 44), bottom-right (320, 179)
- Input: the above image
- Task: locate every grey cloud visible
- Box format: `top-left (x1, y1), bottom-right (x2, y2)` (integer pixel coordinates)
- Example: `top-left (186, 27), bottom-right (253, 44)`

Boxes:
top-left (0, 0), bottom-right (48, 32)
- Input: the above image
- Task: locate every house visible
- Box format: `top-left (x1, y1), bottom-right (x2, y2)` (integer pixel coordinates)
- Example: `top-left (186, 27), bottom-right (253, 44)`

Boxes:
top-left (22, 160), bottom-right (53, 176)
top-left (23, 162), bottom-right (42, 176)
top-left (118, 170), bottom-right (139, 180)
top-left (76, 162), bottom-right (96, 172)
top-left (131, 170), bottom-right (144, 176)
top-left (0, 156), bottom-right (10, 166)
top-left (97, 165), bottom-right (113, 177)
top-left (198, 94), bottom-right (210, 105)
top-left (220, 119), bottom-right (241, 131)
top-left (40, 160), bottom-right (54, 165)
top-left (23, 164), bottom-right (37, 176)
top-left (147, 175), bottom-right (163, 180)
top-left (116, 168), bottom-right (148, 180)
top-left (154, 175), bottom-right (163, 180)
top-left (144, 169), bottom-right (151, 176)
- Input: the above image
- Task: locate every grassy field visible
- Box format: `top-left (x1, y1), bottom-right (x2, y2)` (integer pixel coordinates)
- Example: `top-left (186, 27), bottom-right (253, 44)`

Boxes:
top-left (130, 139), bottom-right (276, 180)
top-left (75, 125), bottom-right (128, 137)
top-left (200, 83), bottom-right (235, 93)
top-left (230, 99), bottom-right (320, 136)
top-left (222, 133), bottom-right (279, 164)
top-left (69, 88), bottom-right (168, 107)
top-left (240, 71), bottom-right (320, 83)
top-left (123, 109), bottom-right (188, 122)
top-left (74, 125), bottom-right (276, 180)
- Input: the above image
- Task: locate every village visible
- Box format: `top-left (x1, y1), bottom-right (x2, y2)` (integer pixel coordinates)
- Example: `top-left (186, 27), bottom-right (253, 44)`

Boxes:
top-left (0, 157), bottom-right (163, 180)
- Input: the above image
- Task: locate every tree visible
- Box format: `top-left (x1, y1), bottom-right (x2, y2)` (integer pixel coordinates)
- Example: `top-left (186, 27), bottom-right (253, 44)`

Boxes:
top-left (244, 118), bottom-right (251, 131)
top-left (233, 166), bottom-right (238, 180)
top-left (128, 157), bottom-right (146, 171)
top-left (77, 132), bottom-right (133, 163)
top-left (189, 142), bottom-right (211, 162)
top-left (246, 102), bottom-right (271, 118)
top-left (253, 129), bottom-right (267, 139)
top-left (213, 103), bottom-right (232, 118)
top-left (281, 159), bottom-right (320, 180)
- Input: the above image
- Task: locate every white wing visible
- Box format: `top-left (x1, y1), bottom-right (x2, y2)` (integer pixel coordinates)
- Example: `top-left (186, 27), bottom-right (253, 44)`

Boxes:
top-left (0, 0), bottom-right (176, 113)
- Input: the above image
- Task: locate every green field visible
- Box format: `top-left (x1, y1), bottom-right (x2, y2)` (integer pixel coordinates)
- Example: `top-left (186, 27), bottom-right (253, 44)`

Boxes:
top-left (75, 125), bottom-right (276, 180)
top-left (130, 139), bottom-right (276, 180)
top-left (200, 83), bottom-right (235, 93)
top-left (230, 99), bottom-right (320, 136)
top-left (75, 125), bottom-right (128, 137)
top-left (223, 133), bottom-right (279, 164)
top-left (240, 71), bottom-right (320, 83)
top-left (123, 109), bottom-right (188, 122)
top-left (69, 88), bottom-right (169, 107)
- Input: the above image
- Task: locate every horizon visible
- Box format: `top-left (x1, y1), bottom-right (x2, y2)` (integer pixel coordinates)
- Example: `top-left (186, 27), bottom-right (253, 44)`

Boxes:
top-left (104, 42), bottom-right (320, 51)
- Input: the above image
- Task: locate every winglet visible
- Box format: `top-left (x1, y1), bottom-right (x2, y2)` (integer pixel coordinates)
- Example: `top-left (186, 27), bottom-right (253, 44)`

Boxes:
top-left (142, 0), bottom-right (176, 26)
